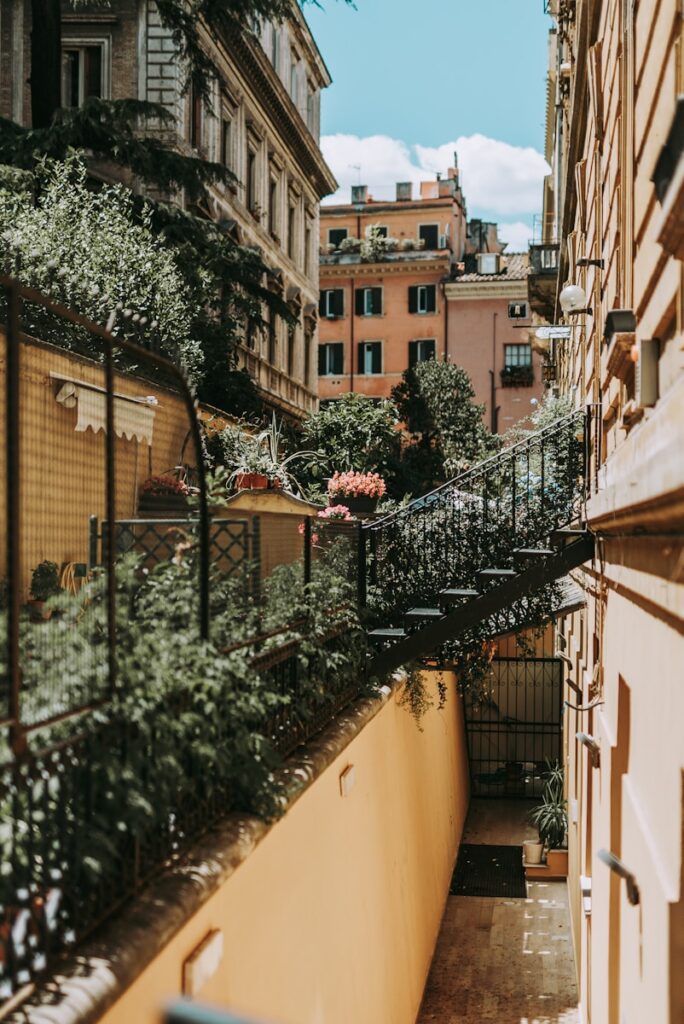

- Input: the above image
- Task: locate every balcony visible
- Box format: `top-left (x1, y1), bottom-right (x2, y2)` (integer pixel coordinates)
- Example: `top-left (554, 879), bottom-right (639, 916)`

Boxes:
top-left (528, 241), bottom-right (560, 319)
top-left (500, 364), bottom-right (534, 388)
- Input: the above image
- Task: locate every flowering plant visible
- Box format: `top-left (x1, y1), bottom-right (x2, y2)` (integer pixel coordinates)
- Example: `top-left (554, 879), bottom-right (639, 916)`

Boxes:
top-left (318, 504), bottom-right (352, 521)
top-left (327, 471), bottom-right (386, 500)
top-left (141, 475), bottom-right (190, 496)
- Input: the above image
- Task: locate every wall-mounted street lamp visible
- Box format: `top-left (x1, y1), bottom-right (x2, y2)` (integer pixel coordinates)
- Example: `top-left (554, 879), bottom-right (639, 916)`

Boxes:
top-left (577, 257), bottom-right (605, 269)
top-left (560, 283), bottom-right (593, 317)
top-left (598, 849), bottom-right (641, 906)
top-left (576, 731), bottom-right (601, 768)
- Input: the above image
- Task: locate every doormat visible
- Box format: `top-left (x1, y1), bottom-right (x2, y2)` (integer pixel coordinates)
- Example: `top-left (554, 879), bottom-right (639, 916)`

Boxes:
top-left (450, 844), bottom-right (527, 898)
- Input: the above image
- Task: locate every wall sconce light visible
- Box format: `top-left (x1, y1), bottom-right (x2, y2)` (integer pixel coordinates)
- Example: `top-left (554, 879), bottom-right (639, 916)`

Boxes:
top-left (576, 731), bottom-right (601, 768)
top-left (598, 849), bottom-right (640, 905)
top-left (560, 283), bottom-right (593, 317)
top-left (577, 257), bottom-right (605, 269)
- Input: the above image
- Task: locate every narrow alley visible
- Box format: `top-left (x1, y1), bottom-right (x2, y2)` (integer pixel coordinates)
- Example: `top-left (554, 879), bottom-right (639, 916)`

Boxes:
top-left (418, 800), bottom-right (578, 1024)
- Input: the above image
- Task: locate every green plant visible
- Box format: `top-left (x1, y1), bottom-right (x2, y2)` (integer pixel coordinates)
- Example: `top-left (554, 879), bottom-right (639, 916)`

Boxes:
top-left (529, 760), bottom-right (568, 849)
top-left (29, 560), bottom-right (60, 602)
top-left (398, 664), bottom-right (447, 730)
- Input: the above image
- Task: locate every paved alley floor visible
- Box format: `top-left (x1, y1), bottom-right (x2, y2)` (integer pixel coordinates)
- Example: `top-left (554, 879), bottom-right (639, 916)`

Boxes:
top-left (416, 800), bottom-right (579, 1024)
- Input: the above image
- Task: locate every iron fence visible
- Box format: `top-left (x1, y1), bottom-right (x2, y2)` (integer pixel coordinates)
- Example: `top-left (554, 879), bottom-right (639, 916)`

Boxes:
top-left (360, 409), bottom-right (586, 625)
top-left (0, 278), bottom-right (364, 1005)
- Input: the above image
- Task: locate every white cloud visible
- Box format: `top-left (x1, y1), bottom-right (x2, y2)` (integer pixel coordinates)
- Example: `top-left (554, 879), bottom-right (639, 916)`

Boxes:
top-left (497, 221), bottom-right (535, 252)
top-left (321, 133), bottom-right (548, 223)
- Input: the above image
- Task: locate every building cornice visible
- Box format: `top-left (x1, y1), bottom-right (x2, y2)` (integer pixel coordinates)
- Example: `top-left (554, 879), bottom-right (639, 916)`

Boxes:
top-left (226, 30), bottom-right (337, 198)
top-left (322, 199), bottom-right (455, 217)
top-left (445, 279), bottom-right (528, 300)
top-left (320, 258), bottom-right (450, 279)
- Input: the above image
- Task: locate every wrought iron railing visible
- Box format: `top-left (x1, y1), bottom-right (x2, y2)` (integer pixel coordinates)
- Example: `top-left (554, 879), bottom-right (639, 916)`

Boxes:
top-left (361, 409), bottom-right (587, 622)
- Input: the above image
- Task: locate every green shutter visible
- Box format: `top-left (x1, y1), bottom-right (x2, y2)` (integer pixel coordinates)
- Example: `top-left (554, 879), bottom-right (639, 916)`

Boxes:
top-left (408, 286), bottom-right (418, 313)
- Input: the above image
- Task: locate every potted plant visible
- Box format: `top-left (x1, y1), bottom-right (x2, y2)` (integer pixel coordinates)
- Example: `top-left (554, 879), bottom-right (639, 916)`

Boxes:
top-left (227, 416), bottom-right (321, 495)
top-left (529, 760), bottom-right (569, 875)
top-left (139, 473), bottom-right (191, 514)
top-left (28, 560), bottom-right (60, 620)
top-left (327, 470), bottom-right (386, 514)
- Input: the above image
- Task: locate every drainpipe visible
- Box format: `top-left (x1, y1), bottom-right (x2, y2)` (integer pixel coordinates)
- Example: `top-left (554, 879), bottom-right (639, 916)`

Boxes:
top-left (442, 279), bottom-right (449, 360)
top-left (349, 278), bottom-right (355, 393)
top-left (489, 311), bottom-right (499, 433)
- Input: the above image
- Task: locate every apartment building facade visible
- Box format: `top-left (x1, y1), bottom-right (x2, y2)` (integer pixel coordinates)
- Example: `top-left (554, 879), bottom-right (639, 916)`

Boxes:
top-left (0, 0), bottom-right (337, 419)
top-left (318, 172), bottom-right (542, 431)
top-left (541, 1), bottom-right (684, 1022)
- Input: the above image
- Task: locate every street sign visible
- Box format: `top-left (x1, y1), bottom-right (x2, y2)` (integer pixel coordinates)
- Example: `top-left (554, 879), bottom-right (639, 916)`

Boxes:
top-left (535, 326), bottom-right (572, 340)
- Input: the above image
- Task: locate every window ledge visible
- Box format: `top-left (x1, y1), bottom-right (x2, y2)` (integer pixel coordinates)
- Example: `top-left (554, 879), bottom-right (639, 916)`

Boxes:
top-left (656, 152), bottom-right (684, 259)
top-left (604, 331), bottom-right (636, 384)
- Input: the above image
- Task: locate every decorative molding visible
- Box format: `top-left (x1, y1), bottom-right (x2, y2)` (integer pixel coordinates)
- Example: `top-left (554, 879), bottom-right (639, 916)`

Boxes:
top-left (321, 260), bottom-right (449, 280)
top-left (445, 280), bottom-right (529, 300)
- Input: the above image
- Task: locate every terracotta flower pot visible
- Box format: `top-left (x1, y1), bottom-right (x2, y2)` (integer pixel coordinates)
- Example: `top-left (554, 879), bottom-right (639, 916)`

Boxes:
top-left (235, 473), bottom-right (269, 491)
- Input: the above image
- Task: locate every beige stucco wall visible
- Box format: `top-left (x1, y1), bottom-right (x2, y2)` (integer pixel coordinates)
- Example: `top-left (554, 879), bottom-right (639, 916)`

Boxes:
top-left (98, 673), bottom-right (470, 1024)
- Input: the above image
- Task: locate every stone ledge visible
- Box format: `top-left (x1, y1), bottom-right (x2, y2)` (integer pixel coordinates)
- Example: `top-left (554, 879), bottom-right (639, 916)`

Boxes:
top-left (5, 686), bottom-right (394, 1024)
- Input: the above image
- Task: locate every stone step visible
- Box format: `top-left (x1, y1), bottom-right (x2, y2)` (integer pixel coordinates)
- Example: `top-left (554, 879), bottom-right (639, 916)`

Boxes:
top-left (439, 587), bottom-right (480, 604)
top-left (404, 607), bottom-right (444, 623)
top-left (476, 568), bottom-right (518, 582)
top-left (368, 627), bottom-right (407, 643)
top-left (513, 547), bottom-right (554, 565)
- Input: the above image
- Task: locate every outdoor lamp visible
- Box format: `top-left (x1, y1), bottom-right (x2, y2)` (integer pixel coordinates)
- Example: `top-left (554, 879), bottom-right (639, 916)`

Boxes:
top-left (560, 283), bottom-right (592, 316)
top-left (576, 731), bottom-right (601, 768)
top-left (598, 849), bottom-right (640, 906)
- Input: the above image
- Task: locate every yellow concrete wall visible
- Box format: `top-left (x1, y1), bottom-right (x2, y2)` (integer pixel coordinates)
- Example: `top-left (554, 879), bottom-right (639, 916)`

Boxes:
top-left (0, 332), bottom-right (196, 597)
top-left (98, 673), bottom-right (470, 1024)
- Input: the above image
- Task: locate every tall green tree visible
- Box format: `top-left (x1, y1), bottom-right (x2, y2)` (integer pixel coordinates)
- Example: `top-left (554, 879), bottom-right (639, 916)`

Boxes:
top-left (392, 358), bottom-right (496, 482)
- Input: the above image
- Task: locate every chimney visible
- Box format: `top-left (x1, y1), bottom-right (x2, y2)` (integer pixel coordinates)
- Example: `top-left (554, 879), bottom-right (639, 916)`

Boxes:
top-left (351, 184), bottom-right (368, 205)
top-left (420, 181), bottom-right (439, 200)
top-left (396, 182), bottom-right (413, 201)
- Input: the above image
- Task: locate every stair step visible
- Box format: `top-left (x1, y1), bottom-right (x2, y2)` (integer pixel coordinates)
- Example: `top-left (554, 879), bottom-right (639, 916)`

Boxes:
top-left (404, 607), bottom-right (444, 622)
top-left (513, 547), bottom-right (554, 564)
top-left (477, 568), bottom-right (518, 581)
top-left (440, 587), bottom-right (480, 603)
top-left (550, 527), bottom-right (587, 546)
top-left (368, 627), bottom-right (407, 642)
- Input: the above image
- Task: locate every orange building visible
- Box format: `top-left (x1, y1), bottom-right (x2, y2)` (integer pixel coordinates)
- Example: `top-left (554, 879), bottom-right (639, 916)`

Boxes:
top-left (318, 170), bottom-right (544, 431)
top-left (318, 170), bottom-right (466, 400)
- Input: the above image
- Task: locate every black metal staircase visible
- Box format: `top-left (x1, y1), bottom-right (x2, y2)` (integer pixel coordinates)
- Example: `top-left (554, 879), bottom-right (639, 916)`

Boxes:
top-left (360, 410), bottom-right (594, 676)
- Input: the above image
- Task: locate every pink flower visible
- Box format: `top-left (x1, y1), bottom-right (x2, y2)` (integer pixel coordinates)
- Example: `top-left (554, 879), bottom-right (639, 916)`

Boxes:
top-left (327, 471), bottom-right (386, 499)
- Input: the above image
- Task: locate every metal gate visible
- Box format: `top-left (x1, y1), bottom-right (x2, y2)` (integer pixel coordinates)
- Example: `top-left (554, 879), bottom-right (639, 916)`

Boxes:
top-left (464, 652), bottom-right (563, 799)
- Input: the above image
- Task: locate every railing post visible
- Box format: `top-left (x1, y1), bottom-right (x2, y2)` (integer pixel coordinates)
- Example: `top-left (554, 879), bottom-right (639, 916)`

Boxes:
top-left (250, 515), bottom-right (261, 603)
top-left (5, 280), bottom-right (24, 756)
top-left (88, 515), bottom-right (99, 570)
top-left (104, 341), bottom-right (117, 692)
top-left (357, 521), bottom-right (367, 609)
top-left (303, 516), bottom-right (312, 586)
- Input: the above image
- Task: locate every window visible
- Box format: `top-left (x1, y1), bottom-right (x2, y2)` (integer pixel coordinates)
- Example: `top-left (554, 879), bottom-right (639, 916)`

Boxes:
top-left (304, 328), bottom-right (312, 387)
top-left (408, 339), bottom-right (436, 368)
top-left (305, 225), bottom-right (312, 276)
top-left (221, 118), bottom-right (232, 170)
top-left (189, 83), bottom-right (203, 150)
top-left (508, 300), bottom-right (529, 320)
top-left (355, 287), bottom-right (382, 316)
top-left (306, 82), bottom-right (315, 132)
top-left (408, 284), bottom-right (437, 314)
top-left (290, 58), bottom-right (299, 104)
top-left (328, 228), bottom-right (348, 248)
top-left (288, 204), bottom-right (297, 260)
top-left (246, 150), bottom-right (257, 212)
top-left (318, 343), bottom-right (344, 376)
top-left (287, 324), bottom-right (296, 377)
top-left (504, 344), bottom-right (532, 367)
top-left (319, 289), bottom-right (344, 318)
top-left (419, 224), bottom-right (439, 250)
top-left (358, 341), bottom-right (382, 375)
top-left (268, 307), bottom-right (277, 365)
top-left (61, 43), bottom-right (104, 108)
top-left (269, 179), bottom-right (278, 236)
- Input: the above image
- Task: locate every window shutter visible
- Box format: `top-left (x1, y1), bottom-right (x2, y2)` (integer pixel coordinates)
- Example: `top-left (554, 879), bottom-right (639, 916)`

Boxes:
top-left (355, 289), bottom-right (365, 316)
top-left (334, 289), bottom-right (344, 317)
top-left (408, 340), bottom-right (418, 368)
top-left (425, 339), bottom-right (436, 360)
top-left (372, 343), bottom-right (382, 374)
top-left (319, 291), bottom-right (327, 317)
top-left (357, 343), bottom-right (364, 375)
top-left (318, 345), bottom-right (327, 375)
top-left (426, 285), bottom-right (436, 313)
top-left (408, 286), bottom-right (418, 314)
top-left (372, 288), bottom-right (382, 315)
top-left (332, 344), bottom-right (343, 375)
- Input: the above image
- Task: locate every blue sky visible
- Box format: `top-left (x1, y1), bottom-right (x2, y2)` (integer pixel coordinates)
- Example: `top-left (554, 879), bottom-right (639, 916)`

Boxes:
top-left (305, 0), bottom-right (551, 249)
